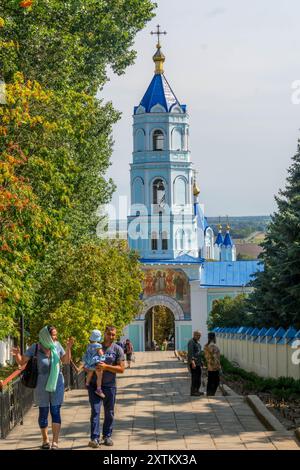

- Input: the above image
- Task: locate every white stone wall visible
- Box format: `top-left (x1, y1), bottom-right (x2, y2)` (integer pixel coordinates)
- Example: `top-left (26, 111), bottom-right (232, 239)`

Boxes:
top-left (0, 337), bottom-right (14, 366)
top-left (190, 281), bottom-right (208, 347)
top-left (217, 335), bottom-right (300, 380)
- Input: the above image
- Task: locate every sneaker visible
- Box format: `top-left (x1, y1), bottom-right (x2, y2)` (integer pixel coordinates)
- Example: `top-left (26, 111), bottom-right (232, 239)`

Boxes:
top-left (88, 439), bottom-right (100, 448)
top-left (191, 391), bottom-right (203, 396)
top-left (103, 437), bottom-right (113, 446)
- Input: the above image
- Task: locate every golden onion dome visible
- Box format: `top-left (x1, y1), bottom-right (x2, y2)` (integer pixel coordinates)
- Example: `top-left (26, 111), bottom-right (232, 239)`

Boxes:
top-left (193, 183), bottom-right (200, 196)
top-left (153, 45), bottom-right (165, 74)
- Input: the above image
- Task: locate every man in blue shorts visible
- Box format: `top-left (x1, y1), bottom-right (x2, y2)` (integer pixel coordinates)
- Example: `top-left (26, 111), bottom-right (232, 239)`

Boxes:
top-left (87, 325), bottom-right (125, 448)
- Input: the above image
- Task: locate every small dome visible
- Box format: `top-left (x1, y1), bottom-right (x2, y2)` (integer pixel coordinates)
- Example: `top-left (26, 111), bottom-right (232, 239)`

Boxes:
top-left (223, 226), bottom-right (234, 247)
top-left (153, 46), bottom-right (165, 75)
top-left (193, 183), bottom-right (200, 196)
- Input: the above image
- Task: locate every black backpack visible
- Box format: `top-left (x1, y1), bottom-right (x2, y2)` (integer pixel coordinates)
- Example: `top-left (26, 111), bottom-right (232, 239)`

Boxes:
top-left (21, 343), bottom-right (38, 388)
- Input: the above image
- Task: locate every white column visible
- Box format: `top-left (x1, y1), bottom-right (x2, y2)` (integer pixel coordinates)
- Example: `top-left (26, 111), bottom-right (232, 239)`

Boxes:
top-left (190, 280), bottom-right (208, 346)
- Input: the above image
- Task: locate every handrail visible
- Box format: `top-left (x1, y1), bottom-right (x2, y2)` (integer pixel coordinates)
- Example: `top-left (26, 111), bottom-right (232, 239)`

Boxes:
top-left (0, 360), bottom-right (83, 392)
top-left (0, 367), bottom-right (25, 391)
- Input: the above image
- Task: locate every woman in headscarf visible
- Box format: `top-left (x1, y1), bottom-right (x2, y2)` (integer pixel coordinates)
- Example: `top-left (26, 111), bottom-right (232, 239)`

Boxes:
top-left (204, 332), bottom-right (221, 396)
top-left (12, 326), bottom-right (74, 449)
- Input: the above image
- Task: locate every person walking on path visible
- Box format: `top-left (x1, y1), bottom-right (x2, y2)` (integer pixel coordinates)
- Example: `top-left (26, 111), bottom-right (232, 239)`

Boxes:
top-left (204, 332), bottom-right (221, 396)
top-left (187, 330), bottom-right (204, 397)
top-left (87, 325), bottom-right (125, 448)
top-left (11, 326), bottom-right (74, 450)
top-left (123, 339), bottom-right (134, 368)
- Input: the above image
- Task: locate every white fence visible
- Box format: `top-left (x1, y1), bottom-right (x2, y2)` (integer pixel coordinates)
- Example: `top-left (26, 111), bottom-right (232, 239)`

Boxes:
top-left (215, 330), bottom-right (300, 380)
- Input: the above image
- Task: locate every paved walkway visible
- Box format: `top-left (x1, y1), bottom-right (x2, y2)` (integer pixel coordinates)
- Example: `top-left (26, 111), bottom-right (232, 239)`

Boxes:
top-left (0, 352), bottom-right (299, 450)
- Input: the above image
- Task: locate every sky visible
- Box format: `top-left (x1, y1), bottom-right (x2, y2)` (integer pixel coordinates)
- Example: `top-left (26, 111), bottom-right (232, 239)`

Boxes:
top-left (99, 0), bottom-right (300, 217)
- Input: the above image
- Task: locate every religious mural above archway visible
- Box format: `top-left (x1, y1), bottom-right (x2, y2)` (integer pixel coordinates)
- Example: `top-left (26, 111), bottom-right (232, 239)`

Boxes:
top-left (142, 268), bottom-right (190, 316)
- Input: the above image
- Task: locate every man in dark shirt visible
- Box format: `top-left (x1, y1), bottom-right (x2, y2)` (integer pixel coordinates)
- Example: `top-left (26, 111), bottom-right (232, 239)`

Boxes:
top-left (87, 325), bottom-right (125, 448)
top-left (187, 330), bottom-right (204, 397)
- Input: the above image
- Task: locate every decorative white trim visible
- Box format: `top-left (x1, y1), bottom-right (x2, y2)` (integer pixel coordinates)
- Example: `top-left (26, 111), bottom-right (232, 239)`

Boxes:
top-left (150, 104), bottom-right (166, 113)
top-left (170, 104), bottom-right (183, 114)
top-left (132, 176), bottom-right (145, 185)
top-left (138, 295), bottom-right (185, 321)
top-left (136, 105), bottom-right (146, 114)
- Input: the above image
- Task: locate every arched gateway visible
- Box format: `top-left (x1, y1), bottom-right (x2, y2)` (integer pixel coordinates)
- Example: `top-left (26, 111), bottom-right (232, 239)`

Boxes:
top-left (139, 295), bottom-right (183, 351)
top-left (123, 294), bottom-right (193, 352)
top-left (138, 295), bottom-right (185, 321)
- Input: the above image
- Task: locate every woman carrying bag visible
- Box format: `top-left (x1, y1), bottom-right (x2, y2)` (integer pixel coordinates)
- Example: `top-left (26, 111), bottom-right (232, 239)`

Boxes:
top-left (203, 332), bottom-right (221, 396)
top-left (12, 325), bottom-right (74, 450)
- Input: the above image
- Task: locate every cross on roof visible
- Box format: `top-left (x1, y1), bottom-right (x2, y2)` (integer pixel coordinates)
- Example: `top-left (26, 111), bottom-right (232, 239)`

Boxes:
top-left (151, 25), bottom-right (167, 47)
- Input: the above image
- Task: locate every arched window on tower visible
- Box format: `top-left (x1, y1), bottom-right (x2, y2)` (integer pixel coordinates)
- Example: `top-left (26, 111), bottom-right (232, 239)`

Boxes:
top-left (153, 130), bottom-right (164, 151)
top-left (205, 228), bottom-right (214, 260)
top-left (171, 128), bottom-right (182, 151)
top-left (153, 179), bottom-right (166, 207)
top-left (162, 231), bottom-right (168, 251)
top-left (135, 129), bottom-right (145, 152)
top-left (133, 177), bottom-right (144, 205)
top-left (174, 177), bottom-right (186, 206)
top-left (151, 232), bottom-right (158, 251)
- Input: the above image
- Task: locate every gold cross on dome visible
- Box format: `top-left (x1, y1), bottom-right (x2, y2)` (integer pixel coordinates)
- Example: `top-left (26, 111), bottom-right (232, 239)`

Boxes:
top-left (151, 25), bottom-right (167, 47)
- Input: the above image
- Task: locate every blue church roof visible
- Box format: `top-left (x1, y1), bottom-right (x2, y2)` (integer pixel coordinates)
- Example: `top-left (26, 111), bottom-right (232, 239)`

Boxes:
top-left (135, 74), bottom-right (186, 114)
top-left (140, 254), bottom-right (204, 265)
top-left (200, 260), bottom-right (264, 287)
top-left (215, 232), bottom-right (224, 246)
top-left (223, 231), bottom-right (233, 247)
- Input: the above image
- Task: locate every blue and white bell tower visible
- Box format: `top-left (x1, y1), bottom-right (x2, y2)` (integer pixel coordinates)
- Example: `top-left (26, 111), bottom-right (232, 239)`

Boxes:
top-left (127, 30), bottom-right (201, 260)
top-left (122, 27), bottom-right (261, 352)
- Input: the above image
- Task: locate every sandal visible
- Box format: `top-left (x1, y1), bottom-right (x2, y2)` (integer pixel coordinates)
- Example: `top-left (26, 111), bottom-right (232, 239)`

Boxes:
top-left (51, 442), bottom-right (59, 450)
top-left (41, 442), bottom-right (51, 450)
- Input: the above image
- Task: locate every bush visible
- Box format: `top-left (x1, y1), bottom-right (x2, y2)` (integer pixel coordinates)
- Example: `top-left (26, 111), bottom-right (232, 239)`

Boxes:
top-left (220, 355), bottom-right (300, 400)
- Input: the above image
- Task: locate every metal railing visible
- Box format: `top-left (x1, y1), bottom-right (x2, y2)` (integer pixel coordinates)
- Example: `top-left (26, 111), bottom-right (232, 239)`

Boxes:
top-left (0, 361), bottom-right (85, 439)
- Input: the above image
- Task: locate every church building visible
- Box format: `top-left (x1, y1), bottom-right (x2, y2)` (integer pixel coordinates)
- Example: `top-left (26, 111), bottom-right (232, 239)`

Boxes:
top-left (122, 28), bottom-right (263, 351)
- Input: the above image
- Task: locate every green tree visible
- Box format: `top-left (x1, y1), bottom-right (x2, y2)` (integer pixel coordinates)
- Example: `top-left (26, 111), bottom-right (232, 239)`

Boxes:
top-left (0, 0), bottom-right (156, 94)
top-left (207, 294), bottom-right (252, 329)
top-left (249, 139), bottom-right (300, 329)
top-left (0, 1), bottom-right (155, 239)
top-left (0, 1), bottom-right (155, 340)
top-left (0, 73), bottom-right (65, 338)
top-left (153, 306), bottom-right (174, 348)
top-left (29, 240), bottom-right (143, 360)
